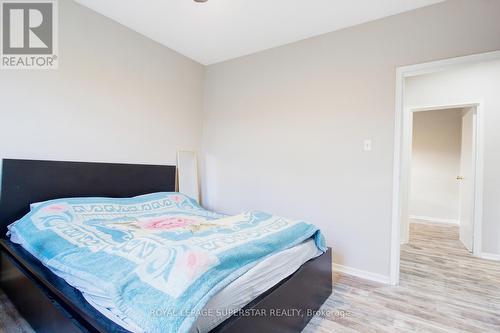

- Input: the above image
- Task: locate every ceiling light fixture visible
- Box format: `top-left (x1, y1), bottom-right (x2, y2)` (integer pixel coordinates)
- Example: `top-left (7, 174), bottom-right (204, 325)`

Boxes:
top-left (194, 0), bottom-right (208, 3)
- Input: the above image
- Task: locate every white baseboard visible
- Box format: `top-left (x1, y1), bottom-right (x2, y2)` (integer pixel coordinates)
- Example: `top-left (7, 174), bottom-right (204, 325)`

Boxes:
top-left (480, 252), bottom-right (500, 261)
top-left (409, 215), bottom-right (459, 225)
top-left (333, 263), bottom-right (392, 285)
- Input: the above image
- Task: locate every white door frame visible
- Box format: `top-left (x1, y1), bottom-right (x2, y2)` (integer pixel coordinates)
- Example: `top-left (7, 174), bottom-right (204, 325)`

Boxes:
top-left (400, 103), bottom-right (482, 248)
top-left (390, 50), bottom-right (500, 285)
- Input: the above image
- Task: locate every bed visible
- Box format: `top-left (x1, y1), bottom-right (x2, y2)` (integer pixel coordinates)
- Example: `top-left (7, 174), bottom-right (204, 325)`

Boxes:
top-left (0, 159), bottom-right (332, 333)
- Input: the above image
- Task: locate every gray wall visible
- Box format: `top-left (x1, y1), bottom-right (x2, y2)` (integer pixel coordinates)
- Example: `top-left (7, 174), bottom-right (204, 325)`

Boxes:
top-left (410, 109), bottom-right (463, 222)
top-left (0, 0), bottom-right (205, 168)
top-left (2, 0), bottom-right (500, 279)
top-left (201, 0), bottom-right (500, 278)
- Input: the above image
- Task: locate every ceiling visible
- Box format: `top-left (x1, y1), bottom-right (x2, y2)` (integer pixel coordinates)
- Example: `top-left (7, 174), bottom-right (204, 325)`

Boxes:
top-left (74, 0), bottom-right (444, 65)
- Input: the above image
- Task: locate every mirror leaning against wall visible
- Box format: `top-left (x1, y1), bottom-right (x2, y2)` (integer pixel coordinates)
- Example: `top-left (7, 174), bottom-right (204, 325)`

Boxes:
top-left (177, 151), bottom-right (200, 203)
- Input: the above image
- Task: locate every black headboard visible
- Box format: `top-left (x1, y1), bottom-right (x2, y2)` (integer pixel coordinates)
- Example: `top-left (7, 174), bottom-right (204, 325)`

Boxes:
top-left (0, 159), bottom-right (176, 235)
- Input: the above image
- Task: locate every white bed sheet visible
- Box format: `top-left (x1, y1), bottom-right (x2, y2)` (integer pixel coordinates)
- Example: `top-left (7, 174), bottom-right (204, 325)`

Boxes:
top-left (84, 239), bottom-right (322, 333)
top-left (191, 238), bottom-right (322, 333)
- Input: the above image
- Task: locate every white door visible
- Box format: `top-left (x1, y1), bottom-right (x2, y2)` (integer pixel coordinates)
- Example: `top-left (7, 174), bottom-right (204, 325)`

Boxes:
top-left (458, 110), bottom-right (476, 252)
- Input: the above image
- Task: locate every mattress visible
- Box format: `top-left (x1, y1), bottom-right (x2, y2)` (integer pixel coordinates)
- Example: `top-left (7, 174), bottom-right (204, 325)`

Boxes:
top-left (8, 193), bottom-right (325, 332)
top-left (84, 239), bottom-right (322, 333)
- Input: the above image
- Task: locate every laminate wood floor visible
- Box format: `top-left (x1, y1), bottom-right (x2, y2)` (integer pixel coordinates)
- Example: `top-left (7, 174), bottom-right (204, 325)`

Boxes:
top-left (1, 221), bottom-right (499, 332)
top-left (303, 220), bottom-right (500, 333)
top-left (0, 288), bottom-right (34, 333)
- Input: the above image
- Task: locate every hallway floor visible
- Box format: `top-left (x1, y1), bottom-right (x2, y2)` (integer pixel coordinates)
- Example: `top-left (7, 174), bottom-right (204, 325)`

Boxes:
top-left (304, 220), bottom-right (500, 332)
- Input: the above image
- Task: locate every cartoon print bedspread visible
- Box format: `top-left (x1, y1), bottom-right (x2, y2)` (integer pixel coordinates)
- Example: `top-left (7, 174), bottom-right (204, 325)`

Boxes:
top-left (7, 192), bottom-right (325, 333)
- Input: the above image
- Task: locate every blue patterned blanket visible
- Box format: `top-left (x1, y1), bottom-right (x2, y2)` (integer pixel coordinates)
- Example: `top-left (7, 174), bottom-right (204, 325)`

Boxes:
top-left (8, 192), bottom-right (325, 332)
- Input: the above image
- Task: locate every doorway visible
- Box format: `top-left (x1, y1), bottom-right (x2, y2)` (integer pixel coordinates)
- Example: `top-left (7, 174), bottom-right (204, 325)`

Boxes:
top-left (389, 50), bottom-right (500, 285)
top-left (402, 106), bottom-right (479, 253)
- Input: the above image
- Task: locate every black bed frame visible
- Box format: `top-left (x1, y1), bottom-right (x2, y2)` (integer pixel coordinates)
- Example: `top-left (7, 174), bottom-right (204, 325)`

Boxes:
top-left (0, 159), bottom-right (332, 333)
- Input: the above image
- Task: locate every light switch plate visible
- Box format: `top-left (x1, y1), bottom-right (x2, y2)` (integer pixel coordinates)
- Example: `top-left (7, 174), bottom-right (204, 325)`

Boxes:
top-left (363, 139), bottom-right (372, 152)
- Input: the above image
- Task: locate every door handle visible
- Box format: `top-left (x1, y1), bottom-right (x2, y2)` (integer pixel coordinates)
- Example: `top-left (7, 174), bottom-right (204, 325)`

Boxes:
top-left (457, 176), bottom-right (464, 180)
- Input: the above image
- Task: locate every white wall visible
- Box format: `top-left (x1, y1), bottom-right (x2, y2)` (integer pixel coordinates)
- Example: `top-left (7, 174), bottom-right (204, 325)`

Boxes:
top-left (406, 59), bottom-right (500, 256)
top-left (201, 0), bottom-right (500, 278)
top-left (0, 0), bottom-right (205, 169)
top-left (409, 109), bottom-right (463, 222)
